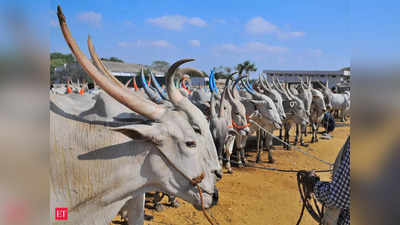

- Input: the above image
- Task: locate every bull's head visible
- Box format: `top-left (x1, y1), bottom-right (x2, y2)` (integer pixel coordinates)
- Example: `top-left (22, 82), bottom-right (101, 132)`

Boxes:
top-left (57, 6), bottom-right (220, 210)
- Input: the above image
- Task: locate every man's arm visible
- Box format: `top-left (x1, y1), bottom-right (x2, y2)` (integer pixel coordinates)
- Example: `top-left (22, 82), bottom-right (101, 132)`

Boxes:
top-left (314, 145), bottom-right (350, 209)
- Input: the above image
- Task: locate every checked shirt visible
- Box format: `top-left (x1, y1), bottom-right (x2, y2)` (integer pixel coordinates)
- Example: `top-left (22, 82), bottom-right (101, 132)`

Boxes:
top-left (314, 138), bottom-right (350, 225)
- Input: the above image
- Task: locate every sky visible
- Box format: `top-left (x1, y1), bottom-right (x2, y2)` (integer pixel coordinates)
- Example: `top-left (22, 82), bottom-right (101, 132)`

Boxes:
top-left (48, 0), bottom-right (351, 75)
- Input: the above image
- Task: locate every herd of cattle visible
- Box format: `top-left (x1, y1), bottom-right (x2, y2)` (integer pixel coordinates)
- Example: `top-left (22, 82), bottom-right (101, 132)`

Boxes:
top-left (50, 6), bottom-right (350, 225)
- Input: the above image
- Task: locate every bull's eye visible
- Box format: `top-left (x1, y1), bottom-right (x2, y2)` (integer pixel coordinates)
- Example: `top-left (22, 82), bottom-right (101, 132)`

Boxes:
top-left (186, 141), bottom-right (197, 148)
top-left (192, 125), bottom-right (201, 134)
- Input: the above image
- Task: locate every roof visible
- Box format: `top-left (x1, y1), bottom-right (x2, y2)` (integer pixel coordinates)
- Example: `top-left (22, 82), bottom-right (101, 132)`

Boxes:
top-left (102, 61), bottom-right (164, 76)
top-left (263, 70), bottom-right (349, 76)
top-left (55, 61), bottom-right (165, 77)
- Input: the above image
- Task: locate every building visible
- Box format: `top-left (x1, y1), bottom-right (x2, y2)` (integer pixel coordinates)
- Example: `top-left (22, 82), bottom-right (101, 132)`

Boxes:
top-left (54, 60), bottom-right (165, 87)
top-left (263, 69), bottom-right (350, 89)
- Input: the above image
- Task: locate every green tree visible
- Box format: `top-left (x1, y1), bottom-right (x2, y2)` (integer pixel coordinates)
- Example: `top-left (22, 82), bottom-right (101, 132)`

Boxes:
top-left (236, 60), bottom-right (257, 75)
top-left (101, 57), bottom-right (124, 63)
top-left (151, 60), bottom-right (170, 73)
top-left (50, 52), bottom-right (77, 82)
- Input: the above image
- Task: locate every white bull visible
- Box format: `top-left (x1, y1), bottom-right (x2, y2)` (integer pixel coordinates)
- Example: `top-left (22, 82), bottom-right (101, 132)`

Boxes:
top-left (51, 6), bottom-right (221, 225)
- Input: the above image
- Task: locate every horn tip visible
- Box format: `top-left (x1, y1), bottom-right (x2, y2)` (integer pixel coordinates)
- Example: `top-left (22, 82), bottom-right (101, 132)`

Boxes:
top-left (57, 5), bottom-right (66, 23)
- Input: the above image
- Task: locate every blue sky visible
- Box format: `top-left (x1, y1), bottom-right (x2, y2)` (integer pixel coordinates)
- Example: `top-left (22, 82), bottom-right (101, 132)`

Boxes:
top-left (49, 0), bottom-right (351, 74)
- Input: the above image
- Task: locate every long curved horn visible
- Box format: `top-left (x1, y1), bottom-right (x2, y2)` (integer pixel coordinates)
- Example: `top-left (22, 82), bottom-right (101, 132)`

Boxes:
top-left (124, 78), bottom-right (132, 88)
top-left (57, 5), bottom-right (165, 120)
top-left (317, 80), bottom-right (326, 89)
top-left (151, 71), bottom-right (169, 100)
top-left (87, 36), bottom-right (125, 88)
top-left (133, 76), bottom-right (138, 91)
top-left (210, 92), bottom-right (217, 118)
top-left (166, 58), bottom-right (195, 106)
top-left (259, 75), bottom-right (271, 94)
top-left (285, 83), bottom-right (296, 99)
top-left (261, 74), bottom-right (273, 90)
top-left (141, 67), bottom-right (162, 103)
top-left (230, 73), bottom-right (245, 94)
top-left (218, 72), bottom-right (236, 116)
top-left (209, 70), bottom-right (215, 92)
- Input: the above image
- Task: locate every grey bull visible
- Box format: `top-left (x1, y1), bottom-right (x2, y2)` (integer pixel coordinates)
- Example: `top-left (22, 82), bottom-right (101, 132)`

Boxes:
top-left (51, 6), bottom-right (220, 225)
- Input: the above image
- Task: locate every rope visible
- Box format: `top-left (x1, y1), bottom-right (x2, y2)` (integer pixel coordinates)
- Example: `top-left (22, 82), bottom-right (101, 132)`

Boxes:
top-left (249, 120), bottom-right (333, 167)
top-left (196, 184), bottom-right (217, 225)
top-left (230, 160), bottom-right (332, 173)
top-left (156, 146), bottom-right (219, 225)
top-left (296, 171), bottom-right (324, 225)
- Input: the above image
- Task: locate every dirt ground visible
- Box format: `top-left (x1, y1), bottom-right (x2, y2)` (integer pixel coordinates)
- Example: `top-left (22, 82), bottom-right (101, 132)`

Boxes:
top-left (111, 123), bottom-right (350, 225)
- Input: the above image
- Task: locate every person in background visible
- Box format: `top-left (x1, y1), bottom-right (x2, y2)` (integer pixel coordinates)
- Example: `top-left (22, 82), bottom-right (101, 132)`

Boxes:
top-left (322, 111), bottom-right (336, 137)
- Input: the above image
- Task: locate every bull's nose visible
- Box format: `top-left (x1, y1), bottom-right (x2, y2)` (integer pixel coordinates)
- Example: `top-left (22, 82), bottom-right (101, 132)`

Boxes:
top-left (211, 187), bottom-right (219, 206)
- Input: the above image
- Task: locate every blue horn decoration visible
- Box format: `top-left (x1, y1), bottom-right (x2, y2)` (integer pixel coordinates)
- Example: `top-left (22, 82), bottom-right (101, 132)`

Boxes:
top-left (151, 71), bottom-right (169, 100)
top-left (141, 68), bottom-right (162, 103)
top-left (209, 69), bottom-right (215, 92)
top-left (241, 78), bottom-right (256, 95)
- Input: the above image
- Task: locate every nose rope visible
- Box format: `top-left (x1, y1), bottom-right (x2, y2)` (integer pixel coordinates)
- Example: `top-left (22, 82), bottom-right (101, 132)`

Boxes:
top-left (196, 183), bottom-right (217, 225)
top-left (155, 146), bottom-right (218, 225)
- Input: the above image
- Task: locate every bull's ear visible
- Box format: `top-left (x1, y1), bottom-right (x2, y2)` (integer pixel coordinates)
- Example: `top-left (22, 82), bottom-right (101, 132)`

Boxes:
top-left (111, 124), bottom-right (163, 144)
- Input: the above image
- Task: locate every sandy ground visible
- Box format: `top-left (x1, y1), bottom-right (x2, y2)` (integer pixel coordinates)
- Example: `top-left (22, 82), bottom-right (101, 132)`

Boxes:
top-left (111, 123), bottom-right (350, 225)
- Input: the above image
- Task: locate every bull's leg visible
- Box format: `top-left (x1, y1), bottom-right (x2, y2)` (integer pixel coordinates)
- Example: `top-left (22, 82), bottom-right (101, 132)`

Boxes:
top-left (256, 129), bottom-right (261, 163)
top-left (311, 123), bottom-right (316, 143)
top-left (294, 124), bottom-right (299, 145)
top-left (153, 192), bottom-right (164, 212)
top-left (300, 125), bottom-right (307, 146)
top-left (127, 193), bottom-right (146, 225)
top-left (225, 135), bottom-right (235, 174)
top-left (285, 125), bottom-right (291, 150)
top-left (234, 137), bottom-right (243, 168)
top-left (266, 134), bottom-right (274, 163)
top-left (240, 148), bottom-right (247, 165)
top-left (216, 142), bottom-right (223, 166)
top-left (167, 194), bottom-right (179, 208)
top-left (304, 123), bottom-right (308, 136)
top-left (341, 110), bottom-right (346, 122)
top-left (279, 128), bottom-right (283, 141)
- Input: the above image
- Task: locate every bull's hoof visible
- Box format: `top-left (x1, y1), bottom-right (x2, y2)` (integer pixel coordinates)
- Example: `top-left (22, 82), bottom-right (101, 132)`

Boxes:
top-left (154, 203), bottom-right (164, 212)
top-left (238, 163), bottom-right (244, 168)
top-left (170, 200), bottom-right (180, 208)
top-left (227, 169), bottom-right (233, 174)
top-left (144, 214), bottom-right (154, 221)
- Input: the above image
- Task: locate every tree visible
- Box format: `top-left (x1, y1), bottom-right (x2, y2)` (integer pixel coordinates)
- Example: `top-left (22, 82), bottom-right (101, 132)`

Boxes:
top-left (211, 66), bottom-right (232, 79)
top-left (100, 57), bottom-right (124, 63)
top-left (50, 52), bottom-right (77, 82)
top-left (236, 60), bottom-right (257, 75)
top-left (151, 60), bottom-right (170, 73)
top-left (340, 66), bottom-right (350, 71)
